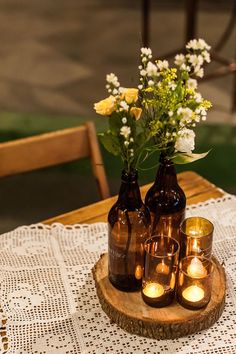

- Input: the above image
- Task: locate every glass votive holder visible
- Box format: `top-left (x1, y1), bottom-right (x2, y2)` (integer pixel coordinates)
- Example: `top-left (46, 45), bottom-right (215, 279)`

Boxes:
top-left (180, 217), bottom-right (214, 259)
top-left (142, 236), bottom-right (180, 307)
top-left (177, 256), bottom-right (214, 310)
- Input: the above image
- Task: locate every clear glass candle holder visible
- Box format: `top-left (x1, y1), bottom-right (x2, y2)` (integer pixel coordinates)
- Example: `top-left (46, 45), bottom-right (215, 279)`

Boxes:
top-left (177, 256), bottom-right (214, 310)
top-left (142, 236), bottom-right (180, 307)
top-left (180, 217), bottom-right (214, 259)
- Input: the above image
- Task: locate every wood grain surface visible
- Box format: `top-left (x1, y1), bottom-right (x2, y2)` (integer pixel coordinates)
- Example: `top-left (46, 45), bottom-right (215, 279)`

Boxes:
top-left (93, 253), bottom-right (226, 339)
top-left (44, 171), bottom-right (224, 225)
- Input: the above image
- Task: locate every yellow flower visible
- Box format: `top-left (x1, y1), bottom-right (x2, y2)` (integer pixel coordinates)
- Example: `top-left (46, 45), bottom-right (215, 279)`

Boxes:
top-left (94, 96), bottom-right (116, 116)
top-left (130, 107), bottom-right (142, 120)
top-left (122, 88), bottom-right (139, 104)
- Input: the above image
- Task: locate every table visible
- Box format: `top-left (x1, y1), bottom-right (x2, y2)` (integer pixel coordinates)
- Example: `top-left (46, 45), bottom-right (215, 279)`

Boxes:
top-left (2, 171), bottom-right (236, 354)
top-left (44, 171), bottom-right (224, 225)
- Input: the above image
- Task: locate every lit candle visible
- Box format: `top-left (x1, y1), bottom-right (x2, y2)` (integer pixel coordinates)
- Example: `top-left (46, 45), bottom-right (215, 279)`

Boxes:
top-left (187, 257), bottom-right (207, 278)
top-left (156, 260), bottom-right (169, 274)
top-left (143, 282), bottom-right (164, 298)
top-left (182, 285), bottom-right (205, 302)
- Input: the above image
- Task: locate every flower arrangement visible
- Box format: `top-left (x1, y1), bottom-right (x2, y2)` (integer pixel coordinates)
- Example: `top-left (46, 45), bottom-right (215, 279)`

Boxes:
top-left (94, 38), bottom-right (212, 169)
top-left (94, 74), bottom-right (149, 172)
top-left (138, 38), bottom-right (212, 163)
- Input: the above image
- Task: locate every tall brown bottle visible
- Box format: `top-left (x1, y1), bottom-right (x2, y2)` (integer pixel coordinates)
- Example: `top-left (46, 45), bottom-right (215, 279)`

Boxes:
top-left (145, 153), bottom-right (186, 243)
top-left (108, 169), bottom-right (151, 292)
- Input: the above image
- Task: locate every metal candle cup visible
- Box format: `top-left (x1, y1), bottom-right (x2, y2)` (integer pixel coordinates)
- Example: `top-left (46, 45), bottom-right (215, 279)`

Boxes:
top-left (142, 236), bottom-right (179, 307)
top-left (180, 217), bottom-right (214, 259)
top-left (177, 256), bottom-right (214, 310)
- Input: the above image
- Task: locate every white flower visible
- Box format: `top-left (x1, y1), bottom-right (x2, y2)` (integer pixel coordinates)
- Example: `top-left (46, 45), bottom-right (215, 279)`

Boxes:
top-left (169, 82), bottom-right (176, 90)
top-left (188, 54), bottom-right (204, 67)
top-left (194, 92), bottom-right (202, 103)
top-left (202, 51), bottom-right (211, 63)
top-left (177, 107), bottom-right (193, 122)
top-left (112, 88), bottom-right (118, 95)
top-left (138, 84), bottom-right (143, 90)
top-left (106, 73), bottom-right (120, 87)
top-left (156, 60), bottom-right (169, 71)
top-left (180, 63), bottom-right (191, 72)
top-left (119, 100), bottom-right (129, 111)
top-left (175, 128), bottom-right (195, 153)
top-left (174, 54), bottom-right (185, 66)
top-left (146, 61), bottom-right (158, 76)
top-left (122, 117), bottom-right (127, 124)
top-left (141, 47), bottom-right (152, 56)
top-left (168, 111), bottom-right (173, 117)
top-left (140, 69), bottom-right (147, 76)
top-left (124, 141), bottom-right (129, 147)
top-left (142, 57), bottom-right (147, 63)
top-left (202, 116), bottom-right (207, 121)
top-left (120, 126), bottom-right (131, 139)
top-left (138, 65), bottom-right (142, 70)
top-left (130, 137), bottom-right (134, 142)
top-left (186, 78), bottom-right (198, 90)
top-left (148, 80), bottom-right (154, 86)
top-left (186, 38), bottom-right (211, 51)
top-left (194, 67), bottom-right (204, 78)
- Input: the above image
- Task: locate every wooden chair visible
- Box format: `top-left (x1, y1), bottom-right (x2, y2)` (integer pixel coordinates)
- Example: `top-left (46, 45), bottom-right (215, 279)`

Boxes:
top-left (0, 122), bottom-right (110, 200)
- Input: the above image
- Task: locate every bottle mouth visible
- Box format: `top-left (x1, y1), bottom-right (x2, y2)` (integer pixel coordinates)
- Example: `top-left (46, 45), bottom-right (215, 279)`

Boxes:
top-left (121, 169), bottom-right (138, 182)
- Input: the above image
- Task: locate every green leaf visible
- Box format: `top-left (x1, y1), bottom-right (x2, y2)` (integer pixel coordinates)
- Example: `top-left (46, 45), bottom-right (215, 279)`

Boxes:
top-left (98, 132), bottom-right (120, 156)
top-left (171, 151), bottom-right (210, 164)
top-left (109, 113), bottom-right (122, 134)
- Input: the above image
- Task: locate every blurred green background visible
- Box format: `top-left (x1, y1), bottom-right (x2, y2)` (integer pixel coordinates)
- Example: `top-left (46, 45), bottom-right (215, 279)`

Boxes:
top-left (0, 0), bottom-right (235, 233)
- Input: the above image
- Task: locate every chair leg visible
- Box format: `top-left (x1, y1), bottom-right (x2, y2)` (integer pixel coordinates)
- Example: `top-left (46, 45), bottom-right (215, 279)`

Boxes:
top-left (142, 0), bottom-right (150, 47)
top-left (232, 64), bottom-right (236, 113)
top-left (185, 0), bottom-right (198, 43)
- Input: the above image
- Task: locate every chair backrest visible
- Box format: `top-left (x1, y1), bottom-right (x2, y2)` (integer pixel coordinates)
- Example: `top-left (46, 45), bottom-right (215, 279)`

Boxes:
top-left (0, 121), bottom-right (110, 200)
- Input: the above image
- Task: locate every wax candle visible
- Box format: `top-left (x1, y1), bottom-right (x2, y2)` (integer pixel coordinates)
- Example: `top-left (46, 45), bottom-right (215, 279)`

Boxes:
top-left (187, 257), bottom-right (207, 278)
top-left (142, 282), bottom-right (164, 298)
top-left (135, 265), bottom-right (143, 280)
top-left (182, 285), bottom-right (205, 302)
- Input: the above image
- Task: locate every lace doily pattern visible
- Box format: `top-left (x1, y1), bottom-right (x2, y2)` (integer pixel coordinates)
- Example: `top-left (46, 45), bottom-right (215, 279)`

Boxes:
top-left (0, 195), bottom-right (236, 353)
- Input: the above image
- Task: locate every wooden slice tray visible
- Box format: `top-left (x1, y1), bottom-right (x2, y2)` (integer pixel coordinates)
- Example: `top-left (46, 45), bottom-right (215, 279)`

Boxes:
top-left (92, 253), bottom-right (226, 339)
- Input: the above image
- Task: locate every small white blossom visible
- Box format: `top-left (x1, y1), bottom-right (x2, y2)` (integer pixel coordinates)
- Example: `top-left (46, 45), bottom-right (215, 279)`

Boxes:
top-left (140, 69), bottom-right (147, 76)
top-left (169, 83), bottom-right (176, 90)
top-left (124, 141), bottom-right (129, 147)
top-left (177, 107), bottom-right (193, 121)
top-left (174, 54), bottom-right (185, 66)
top-left (186, 78), bottom-right (198, 90)
top-left (112, 88), bottom-right (118, 95)
top-left (194, 93), bottom-right (202, 103)
top-left (138, 84), bottom-right (143, 90)
top-left (138, 65), bottom-right (142, 70)
top-left (186, 38), bottom-right (211, 51)
top-left (120, 126), bottom-right (131, 139)
top-left (168, 111), bottom-right (173, 117)
top-left (142, 57), bottom-right (147, 63)
top-left (106, 73), bottom-right (120, 87)
top-left (156, 60), bottom-right (169, 71)
top-left (146, 61), bottom-right (158, 76)
top-left (122, 117), bottom-right (127, 124)
top-left (180, 63), bottom-right (191, 72)
top-left (188, 54), bottom-right (204, 67)
top-left (202, 51), bottom-right (211, 63)
top-left (194, 67), bottom-right (204, 78)
top-left (148, 80), bottom-right (154, 86)
top-left (119, 101), bottom-right (129, 111)
top-left (175, 128), bottom-right (195, 153)
top-left (202, 116), bottom-right (207, 121)
top-left (130, 137), bottom-right (134, 142)
top-left (141, 47), bottom-right (152, 56)
top-left (130, 149), bottom-right (134, 153)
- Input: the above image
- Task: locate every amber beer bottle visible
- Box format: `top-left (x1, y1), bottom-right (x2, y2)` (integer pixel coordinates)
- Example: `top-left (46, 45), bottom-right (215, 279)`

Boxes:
top-left (108, 169), bottom-right (151, 291)
top-left (145, 153), bottom-right (186, 244)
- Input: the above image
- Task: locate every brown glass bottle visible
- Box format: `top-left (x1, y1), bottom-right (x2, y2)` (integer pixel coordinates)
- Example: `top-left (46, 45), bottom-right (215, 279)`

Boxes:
top-left (108, 169), bottom-right (151, 292)
top-left (145, 153), bottom-right (186, 244)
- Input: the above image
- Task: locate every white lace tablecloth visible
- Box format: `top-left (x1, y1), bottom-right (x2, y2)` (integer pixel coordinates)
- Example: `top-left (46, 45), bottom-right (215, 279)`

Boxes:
top-left (0, 195), bottom-right (236, 354)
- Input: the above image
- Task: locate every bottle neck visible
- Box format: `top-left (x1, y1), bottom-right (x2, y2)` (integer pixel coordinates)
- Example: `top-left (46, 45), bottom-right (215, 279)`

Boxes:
top-left (117, 169), bottom-right (143, 210)
top-left (155, 153), bottom-right (178, 187)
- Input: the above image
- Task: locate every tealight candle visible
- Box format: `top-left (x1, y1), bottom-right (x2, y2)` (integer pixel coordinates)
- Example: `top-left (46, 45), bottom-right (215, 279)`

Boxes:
top-left (142, 236), bottom-right (179, 307)
top-left (177, 256), bottom-right (214, 310)
top-left (142, 282), bottom-right (165, 298)
top-left (182, 285), bottom-right (204, 302)
top-left (187, 257), bottom-right (207, 278)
